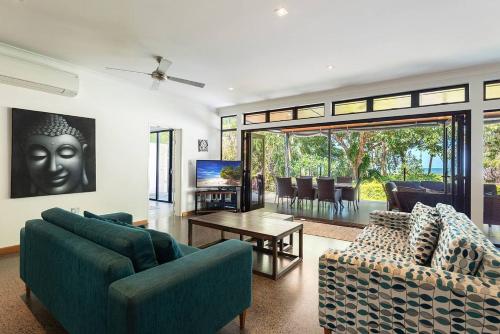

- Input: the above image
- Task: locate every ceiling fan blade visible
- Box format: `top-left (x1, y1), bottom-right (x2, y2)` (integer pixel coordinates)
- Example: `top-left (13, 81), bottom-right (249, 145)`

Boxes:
top-left (151, 79), bottom-right (161, 90)
top-left (156, 57), bottom-right (172, 74)
top-left (105, 67), bottom-right (151, 75)
top-left (167, 76), bottom-right (205, 88)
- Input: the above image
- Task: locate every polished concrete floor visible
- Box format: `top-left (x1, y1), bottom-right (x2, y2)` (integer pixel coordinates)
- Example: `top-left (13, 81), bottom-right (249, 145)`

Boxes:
top-left (0, 202), bottom-right (351, 334)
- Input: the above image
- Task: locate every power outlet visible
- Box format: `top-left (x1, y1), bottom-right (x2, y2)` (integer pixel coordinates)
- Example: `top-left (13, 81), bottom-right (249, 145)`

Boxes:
top-left (70, 207), bottom-right (81, 215)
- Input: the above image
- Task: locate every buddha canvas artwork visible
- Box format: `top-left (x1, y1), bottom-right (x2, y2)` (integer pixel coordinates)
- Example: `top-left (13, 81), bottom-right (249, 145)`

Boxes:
top-left (11, 108), bottom-right (96, 198)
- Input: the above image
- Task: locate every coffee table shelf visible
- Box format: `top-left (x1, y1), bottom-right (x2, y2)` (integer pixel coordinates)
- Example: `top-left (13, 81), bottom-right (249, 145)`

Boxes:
top-left (188, 211), bottom-right (303, 280)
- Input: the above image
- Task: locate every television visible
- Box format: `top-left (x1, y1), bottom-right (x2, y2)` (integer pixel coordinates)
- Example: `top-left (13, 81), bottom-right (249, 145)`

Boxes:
top-left (196, 160), bottom-right (242, 188)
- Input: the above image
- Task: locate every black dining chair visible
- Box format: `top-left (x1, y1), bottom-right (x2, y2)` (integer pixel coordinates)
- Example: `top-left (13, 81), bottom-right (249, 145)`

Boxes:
top-left (484, 184), bottom-right (498, 196)
top-left (275, 177), bottom-right (296, 206)
top-left (316, 178), bottom-right (342, 212)
top-left (342, 178), bottom-right (361, 211)
top-left (336, 176), bottom-right (353, 184)
top-left (384, 181), bottom-right (400, 211)
top-left (296, 177), bottom-right (315, 207)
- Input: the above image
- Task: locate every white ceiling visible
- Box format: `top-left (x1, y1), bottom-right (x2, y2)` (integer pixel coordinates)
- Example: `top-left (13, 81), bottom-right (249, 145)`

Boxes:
top-left (1, 0), bottom-right (500, 108)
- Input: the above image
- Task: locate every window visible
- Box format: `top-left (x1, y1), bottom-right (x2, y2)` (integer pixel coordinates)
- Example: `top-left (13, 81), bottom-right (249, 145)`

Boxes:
top-left (243, 104), bottom-right (325, 125)
top-left (373, 94), bottom-right (411, 111)
top-left (222, 115), bottom-right (238, 130)
top-left (483, 110), bottom-right (500, 232)
top-left (485, 81), bottom-right (500, 100)
top-left (244, 113), bottom-right (267, 125)
top-left (297, 105), bottom-right (325, 119)
top-left (419, 86), bottom-right (467, 106)
top-left (334, 100), bottom-right (367, 115)
top-left (221, 115), bottom-right (238, 160)
top-left (269, 109), bottom-right (293, 122)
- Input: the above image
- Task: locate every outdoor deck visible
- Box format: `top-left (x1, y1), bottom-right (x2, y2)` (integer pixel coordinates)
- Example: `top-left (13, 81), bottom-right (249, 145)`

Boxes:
top-left (263, 192), bottom-right (386, 226)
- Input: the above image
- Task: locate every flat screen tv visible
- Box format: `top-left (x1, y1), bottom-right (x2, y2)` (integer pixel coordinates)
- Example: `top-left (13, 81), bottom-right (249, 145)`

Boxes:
top-left (196, 160), bottom-right (242, 188)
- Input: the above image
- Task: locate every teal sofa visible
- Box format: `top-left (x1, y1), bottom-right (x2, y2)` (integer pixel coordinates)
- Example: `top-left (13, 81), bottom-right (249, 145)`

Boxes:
top-left (20, 208), bottom-right (253, 334)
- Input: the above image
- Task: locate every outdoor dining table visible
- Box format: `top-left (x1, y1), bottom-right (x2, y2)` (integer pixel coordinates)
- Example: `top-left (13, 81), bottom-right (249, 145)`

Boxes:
top-left (288, 181), bottom-right (355, 206)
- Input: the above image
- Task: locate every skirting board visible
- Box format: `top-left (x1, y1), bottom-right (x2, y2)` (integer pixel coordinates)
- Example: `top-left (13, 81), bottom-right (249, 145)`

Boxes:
top-left (181, 210), bottom-right (196, 217)
top-left (0, 245), bottom-right (20, 255)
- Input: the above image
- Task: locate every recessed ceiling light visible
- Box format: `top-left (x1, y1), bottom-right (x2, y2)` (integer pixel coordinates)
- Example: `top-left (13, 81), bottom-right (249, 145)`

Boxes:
top-left (228, 87), bottom-right (234, 91)
top-left (327, 65), bottom-right (334, 70)
top-left (274, 7), bottom-right (288, 17)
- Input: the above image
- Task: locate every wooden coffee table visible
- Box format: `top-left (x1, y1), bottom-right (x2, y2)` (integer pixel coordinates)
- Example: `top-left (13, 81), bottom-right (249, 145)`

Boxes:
top-left (188, 211), bottom-right (303, 280)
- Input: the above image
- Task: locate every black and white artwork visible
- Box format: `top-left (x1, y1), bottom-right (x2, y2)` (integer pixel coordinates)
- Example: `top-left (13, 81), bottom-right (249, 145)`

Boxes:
top-left (198, 139), bottom-right (208, 152)
top-left (11, 108), bottom-right (96, 198)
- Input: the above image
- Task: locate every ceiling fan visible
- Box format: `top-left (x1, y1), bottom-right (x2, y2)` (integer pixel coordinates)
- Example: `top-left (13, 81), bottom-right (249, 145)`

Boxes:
top-left (106, 56), bottom-right (205, 90)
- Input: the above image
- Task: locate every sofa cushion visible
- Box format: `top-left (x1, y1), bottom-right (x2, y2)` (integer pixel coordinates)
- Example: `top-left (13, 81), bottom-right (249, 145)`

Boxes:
top-left (407, 202), bottom-right (441, 265)
top-left (355, 224), bottom-right (410, 254)
top-left (431, 206), bottom-right (484, 275)
top-left (41, 207), bottom-right (88, 233)
top-left (43, 208), bottom-right (158, 272)
top-left (346, 242), bottom-right (413, 263)
top-left (84, 211), bottom-right (183, 264)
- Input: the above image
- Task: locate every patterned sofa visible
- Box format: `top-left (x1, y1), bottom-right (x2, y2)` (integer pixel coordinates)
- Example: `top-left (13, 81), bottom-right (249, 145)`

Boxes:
top-left (319, 203), bottom-right (499, 334)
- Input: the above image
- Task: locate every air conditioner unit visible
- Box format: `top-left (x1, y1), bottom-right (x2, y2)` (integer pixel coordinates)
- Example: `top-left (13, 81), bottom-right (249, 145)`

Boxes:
top-left (0, 53), bottom-right (79, 97)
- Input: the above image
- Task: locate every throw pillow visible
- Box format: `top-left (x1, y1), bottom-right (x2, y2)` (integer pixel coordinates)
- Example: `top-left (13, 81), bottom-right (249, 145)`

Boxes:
top-left (83, 211), bottom-right (183, 263)
top-left (408, 202), bottom-right (441, 265)
top-left (431, 212), bottom-right (485, 275)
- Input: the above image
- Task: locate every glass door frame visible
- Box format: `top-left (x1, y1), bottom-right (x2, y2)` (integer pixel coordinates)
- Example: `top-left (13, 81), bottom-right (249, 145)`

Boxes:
top-left (149, 129), bottom-right (174, 203)
top-left (240, 110), bottom-right (471, 215)
top-left (241, 132), bottom-right (266, 211)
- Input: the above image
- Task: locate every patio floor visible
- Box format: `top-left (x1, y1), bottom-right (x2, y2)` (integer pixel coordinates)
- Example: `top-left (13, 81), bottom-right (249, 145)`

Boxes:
top-left (263, 191), bottom-right (386, 226)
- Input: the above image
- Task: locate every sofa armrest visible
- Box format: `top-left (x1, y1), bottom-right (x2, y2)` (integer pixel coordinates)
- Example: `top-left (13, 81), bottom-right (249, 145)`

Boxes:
top-left (369, 210), bottom-right (412, 230)
top-left (100, 212), bottom-right (133, 224)
top-left (107, 239), bottom-right (253, 334)
top-left (319, 249), bottom-right (499, 333)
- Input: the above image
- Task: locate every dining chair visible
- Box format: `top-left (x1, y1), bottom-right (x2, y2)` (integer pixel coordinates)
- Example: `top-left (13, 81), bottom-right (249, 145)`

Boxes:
top-left (296, 177), bottom-right (315, 207)
top-left (342, 178), bottom-right (361, 211)
top-left (384, 181), bottom-right (400, 211)
top-left (275, 177), bottom-right (296, 206)
top-left (336, 176), bottom-right (353, 184)
top-left (316, 178), bottom-right (342, 212)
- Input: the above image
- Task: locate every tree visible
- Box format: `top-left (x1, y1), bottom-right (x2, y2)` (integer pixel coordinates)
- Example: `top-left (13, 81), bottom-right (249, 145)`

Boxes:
top-left (484, 123), bottom-right (500, 183)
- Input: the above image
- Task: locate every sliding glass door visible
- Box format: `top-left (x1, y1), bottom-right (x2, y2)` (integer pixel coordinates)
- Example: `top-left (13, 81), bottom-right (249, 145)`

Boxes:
top-left (149, 130), bottom-right (173, 203)
top-left (242, 132), bottom-right (266, 211)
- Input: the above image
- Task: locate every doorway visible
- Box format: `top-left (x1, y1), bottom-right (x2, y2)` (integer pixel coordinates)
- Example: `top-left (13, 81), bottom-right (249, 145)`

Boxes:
top-left (242, 132), bottom-right (265, 211)
top-left (149, 129), bottom-right (173, 203)
top-left (241, 110), bottom-right (471, 216)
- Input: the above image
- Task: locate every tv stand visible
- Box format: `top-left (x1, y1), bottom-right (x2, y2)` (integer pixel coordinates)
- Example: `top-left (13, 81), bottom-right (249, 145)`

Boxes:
top-left (195, 189), bottom-right (238, 214)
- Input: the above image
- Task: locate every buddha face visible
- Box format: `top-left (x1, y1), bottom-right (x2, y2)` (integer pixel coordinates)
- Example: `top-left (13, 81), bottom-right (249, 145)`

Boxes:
top-left (24, 134), bottom-right (88, 195)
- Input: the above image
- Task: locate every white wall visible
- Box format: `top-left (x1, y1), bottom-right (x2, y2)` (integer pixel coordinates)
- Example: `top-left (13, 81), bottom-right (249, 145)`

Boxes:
top-left (0, 45), bottom-right (219, 248)
top-left (218, 63), bottom-right (500, 226)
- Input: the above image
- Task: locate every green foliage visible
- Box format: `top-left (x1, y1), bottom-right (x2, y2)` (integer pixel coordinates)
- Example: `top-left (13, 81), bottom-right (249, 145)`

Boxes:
top-left (359, 180), bottom-right (386, 201)
top-left (220, 165), bottom-right (241, 181)
top-left (484, 123), bottom-right (500, 183)
top-left (222, 131), bottom-right (237, 160)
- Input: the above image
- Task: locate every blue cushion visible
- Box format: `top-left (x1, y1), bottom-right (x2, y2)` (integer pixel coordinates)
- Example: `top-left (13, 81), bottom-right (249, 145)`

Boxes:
top-left (42, 208), bottom-right (158, 272)
top-left (84, 211), bottom-right (183, 263)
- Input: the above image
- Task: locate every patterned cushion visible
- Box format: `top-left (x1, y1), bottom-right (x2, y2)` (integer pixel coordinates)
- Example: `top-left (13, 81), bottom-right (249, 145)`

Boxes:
top-left (407, 202), bottom-right (441, 265)
top-left (346, 242), bottom-right (413, 263)
top-left (435, 204), bottom-right (499, 279)
top-left (355, 224), bottom-right (410, 254)
top-left (431, 209), bottom-right (485, 275)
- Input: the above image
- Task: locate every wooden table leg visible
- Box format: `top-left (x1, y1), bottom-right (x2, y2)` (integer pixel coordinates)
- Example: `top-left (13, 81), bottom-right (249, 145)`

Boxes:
top-left (239, 309), bottom-right (247, 329)
top-left (299, 228), bottom-right (303, 259)
top-left (272, 238), bottom-right (278, 280)
top-left (188, 220), bottom-right (193, 246)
